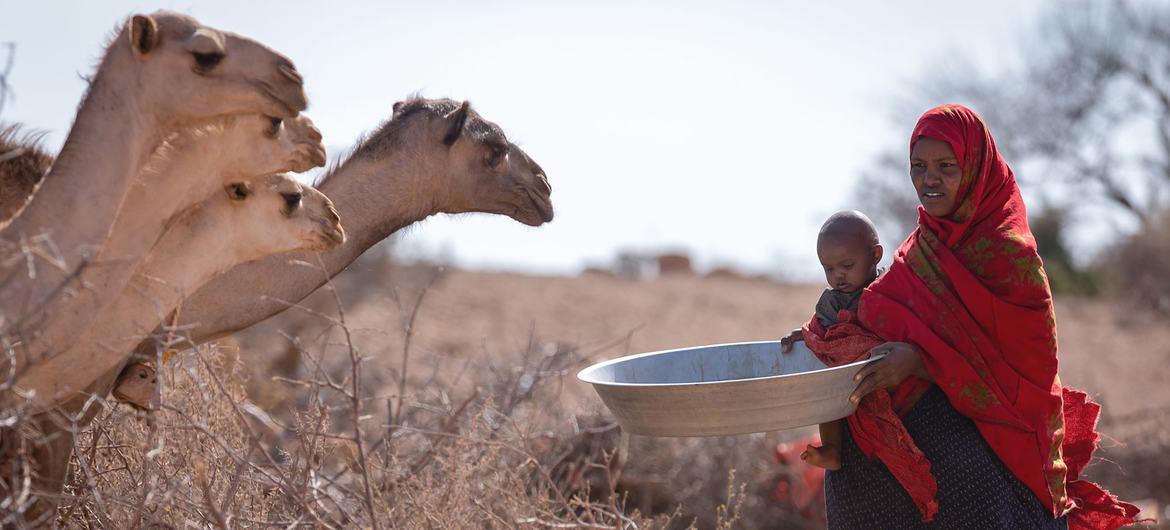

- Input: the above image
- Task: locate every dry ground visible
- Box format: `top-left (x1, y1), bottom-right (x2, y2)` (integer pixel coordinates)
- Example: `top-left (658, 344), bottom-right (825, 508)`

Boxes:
top-left (237, 258), bottom-right (1170, 425)
top-left (211, 253), bottom-right (1170, 527)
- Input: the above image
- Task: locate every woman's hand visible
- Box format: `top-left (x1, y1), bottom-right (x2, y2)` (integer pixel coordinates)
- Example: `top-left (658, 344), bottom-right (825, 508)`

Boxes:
top-left (849, 342), bottom-right (931, 404)
top-left (779, 328), bottom-right (804, 353)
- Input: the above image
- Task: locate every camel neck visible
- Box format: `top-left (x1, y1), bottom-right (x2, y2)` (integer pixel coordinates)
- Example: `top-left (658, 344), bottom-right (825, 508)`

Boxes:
top-left (137, 201), bottom-right (236, 297)
top-left (5, 44), bottom-right (161, 262)
top-left (0, 42), bottom-right (165, 336)
top-left (99, 130), bottom-right (222, 261)
top-left (317, 154), bottom-right (439, 267)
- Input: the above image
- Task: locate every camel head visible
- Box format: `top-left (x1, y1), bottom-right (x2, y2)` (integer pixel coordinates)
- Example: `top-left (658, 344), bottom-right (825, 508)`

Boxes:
top-left (378, 98), bottom-right (554, 226)
top-left (117, 11), bottom-right (308, 125)
top-left (111, 362), bottom-right (157, 411)
top-left (222, 173), bottom-right (345, 256)
top-left (214, 114), bottom-right (327, 178)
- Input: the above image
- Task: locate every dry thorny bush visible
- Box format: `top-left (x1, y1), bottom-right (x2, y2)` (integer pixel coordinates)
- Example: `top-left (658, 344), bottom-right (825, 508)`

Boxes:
top-left (40, 267), bottom-right (761, 529)
top-left (19, 258), bottom-right (1166, 528)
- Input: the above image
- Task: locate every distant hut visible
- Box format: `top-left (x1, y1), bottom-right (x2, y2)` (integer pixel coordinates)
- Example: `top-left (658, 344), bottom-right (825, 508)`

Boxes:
top-left (656, 253), bottom-right (693, 276)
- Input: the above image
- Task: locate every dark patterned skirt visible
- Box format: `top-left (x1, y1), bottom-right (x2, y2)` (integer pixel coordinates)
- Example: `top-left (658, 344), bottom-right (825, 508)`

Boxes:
top-left (824, 387), bottom-right (1068, 529)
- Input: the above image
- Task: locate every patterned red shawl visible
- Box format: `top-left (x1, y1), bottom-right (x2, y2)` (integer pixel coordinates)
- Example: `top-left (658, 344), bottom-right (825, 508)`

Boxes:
top-left (853, 104), bottom-right (1143, 529)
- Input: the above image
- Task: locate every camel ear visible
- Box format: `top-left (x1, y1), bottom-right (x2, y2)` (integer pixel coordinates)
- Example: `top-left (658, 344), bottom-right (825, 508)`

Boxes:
top-left (442, 101), bottom-right (471, 147)
top-left (393, 101), bottom-right (404, 113)
top-left (129, 15), bottom-right (160, 58)
top-left (225, 181), bottom-right (252, 201)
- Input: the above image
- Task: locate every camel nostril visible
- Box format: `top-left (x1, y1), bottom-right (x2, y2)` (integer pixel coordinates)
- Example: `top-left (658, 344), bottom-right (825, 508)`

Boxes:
top-left (537, 174), bottom-right (551, 195)
top-left (277, 63), bottom-right (303, 84)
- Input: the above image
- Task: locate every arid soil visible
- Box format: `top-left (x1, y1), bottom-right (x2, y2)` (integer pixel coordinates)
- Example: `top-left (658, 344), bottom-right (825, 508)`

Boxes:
top-left (223, 256), bottom-right (1170, 525)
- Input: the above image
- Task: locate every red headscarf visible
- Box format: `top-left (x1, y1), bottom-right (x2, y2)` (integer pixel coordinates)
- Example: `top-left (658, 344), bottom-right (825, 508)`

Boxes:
top-left (853, 104), bottom-right (1144, 529)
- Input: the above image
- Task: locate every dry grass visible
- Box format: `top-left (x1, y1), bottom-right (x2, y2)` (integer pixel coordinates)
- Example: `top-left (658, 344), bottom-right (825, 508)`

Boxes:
top-left (39, 264), bottom-right (746, 529)
top-left (53, 342), bottom-right (695, 528)
top-left (3, 250), bottom-right (1166, 528)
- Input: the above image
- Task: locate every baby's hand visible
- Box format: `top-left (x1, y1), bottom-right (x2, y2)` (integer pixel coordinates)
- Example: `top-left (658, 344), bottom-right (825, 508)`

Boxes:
top-left (780, 328), bottom-right (804, 353)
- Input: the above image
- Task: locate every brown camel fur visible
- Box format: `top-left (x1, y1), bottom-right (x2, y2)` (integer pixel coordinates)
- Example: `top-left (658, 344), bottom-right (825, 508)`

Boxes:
top-left (0, 11), bottom-right (308, 384)
top-left (127, 97), bottom-right (553, 364)
top-left (1, 173), bottom-right (344, 521)
top-left (2, 113), bottom-right (325, 410)
top-left (11, 173), bottom-right (344, 411)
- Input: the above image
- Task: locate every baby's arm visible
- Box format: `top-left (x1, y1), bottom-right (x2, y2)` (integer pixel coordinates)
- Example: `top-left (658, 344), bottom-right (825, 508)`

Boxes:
top-left (780, 328), bottom-right (804, 353)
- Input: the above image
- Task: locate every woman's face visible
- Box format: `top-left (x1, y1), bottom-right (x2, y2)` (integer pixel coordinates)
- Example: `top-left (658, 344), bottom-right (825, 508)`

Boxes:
top-left (910, 136), bottom-right (963, 217)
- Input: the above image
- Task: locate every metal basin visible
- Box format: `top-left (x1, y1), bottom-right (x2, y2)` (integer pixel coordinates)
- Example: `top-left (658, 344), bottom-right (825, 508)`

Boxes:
top-left (576, 340), bottom-right (880, 437)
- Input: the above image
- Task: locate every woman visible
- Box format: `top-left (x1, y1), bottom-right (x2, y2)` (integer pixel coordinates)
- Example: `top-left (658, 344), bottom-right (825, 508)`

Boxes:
top-left (823, 104), bottom-right (1144, 529)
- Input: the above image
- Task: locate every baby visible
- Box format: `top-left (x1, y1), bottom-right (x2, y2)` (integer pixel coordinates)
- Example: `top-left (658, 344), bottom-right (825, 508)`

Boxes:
top-left (780, 210), bottom-right (883, 470)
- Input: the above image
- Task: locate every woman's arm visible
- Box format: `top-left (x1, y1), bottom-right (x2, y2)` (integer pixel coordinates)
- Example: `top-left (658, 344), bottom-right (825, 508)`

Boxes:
top-left (848, 342), bottom-right (933, 404)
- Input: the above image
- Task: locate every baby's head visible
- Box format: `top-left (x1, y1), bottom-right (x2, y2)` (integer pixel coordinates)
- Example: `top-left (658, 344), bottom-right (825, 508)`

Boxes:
top-left (817, 210), bottom-right (883, 293)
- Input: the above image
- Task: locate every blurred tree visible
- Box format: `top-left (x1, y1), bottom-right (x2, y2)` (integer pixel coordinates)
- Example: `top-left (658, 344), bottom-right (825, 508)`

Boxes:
top-left (1106, 207), bottom-right (1170, 315)
top-left (975, 0), bottom-right (1170, 228)
top-left (1030, 206), bottom-right (1102, 296)
top-left (851, 153), bottom-right (919, 245)
top-left (852, 0), bottom-right (1170, 297)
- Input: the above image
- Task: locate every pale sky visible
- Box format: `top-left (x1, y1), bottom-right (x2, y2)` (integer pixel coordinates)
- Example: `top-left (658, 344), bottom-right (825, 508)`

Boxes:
top-left (0, 1), bottom-right (1044, 280)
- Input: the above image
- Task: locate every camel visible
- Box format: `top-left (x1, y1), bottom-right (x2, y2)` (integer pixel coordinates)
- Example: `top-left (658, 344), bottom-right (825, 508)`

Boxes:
top-left (2, 116), bottom-right (322, 227)
top-left (0, 125), bottom-right (53, 228)
top-left (111, 361), bottom-right (156, 409)
top-left (99, 112), bottom-right (326, 271)
top-left (0, 11), bottom-right (307, 375)
top-left (3, 113), bottom-right (326, 393)
top-left (1, 172), bottom-right (343, 522)
top-left (126, 98), bottom-right (553, 366)
top-left (8, 172), bottom-right (344, 412)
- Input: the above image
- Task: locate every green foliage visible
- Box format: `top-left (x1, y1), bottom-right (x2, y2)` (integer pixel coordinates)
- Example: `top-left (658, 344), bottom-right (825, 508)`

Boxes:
top-left (1030, 207), bottom-right (1103, 296)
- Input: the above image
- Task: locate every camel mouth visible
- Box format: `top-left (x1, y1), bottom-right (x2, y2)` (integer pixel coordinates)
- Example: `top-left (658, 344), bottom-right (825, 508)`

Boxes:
top-left (284, 143), bottom-right (327, 174)
top-left (314, 219), bottom-right (347, 249)
top-left (522, 187), bottom-right (554, 226)
top-left (310, 230), bottom-right (345, 251)
top-left (300, 143), bottom-right (327, 169)
top-left (268, 94), bottom-right (297, 119)
top-left (257, 82), bottom-right (303, 118)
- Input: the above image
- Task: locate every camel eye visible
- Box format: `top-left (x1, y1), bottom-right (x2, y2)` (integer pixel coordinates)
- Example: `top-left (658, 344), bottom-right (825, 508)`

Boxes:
top-left (487, 144), bottom-right (508, 166)
top-left (266, 116), bottom-right (283, 137)
top-left (281, 191), bottom-right (303, 210)
top-left (226, 182), bottom-right (250, 200)
top-left (193, 51), bottom-right (224, 70)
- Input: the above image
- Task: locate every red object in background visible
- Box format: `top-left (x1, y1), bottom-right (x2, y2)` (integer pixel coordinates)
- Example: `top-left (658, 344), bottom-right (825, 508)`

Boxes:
top-left (772, 439), bottom-right (826, 524)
